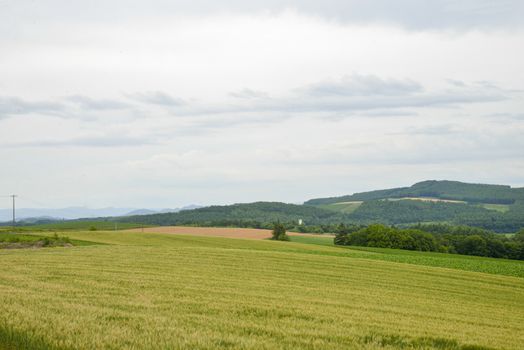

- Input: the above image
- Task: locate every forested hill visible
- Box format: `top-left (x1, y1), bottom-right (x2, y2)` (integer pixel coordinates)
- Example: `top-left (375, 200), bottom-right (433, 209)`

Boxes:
top-left (40, 180), bottom-right (524, 233)
top-left (119, 202), bottom-right (348, 227)
top-left (305, 180), bottom-right (524, 205)
top-left (115, 198), bottom-right (524, 233)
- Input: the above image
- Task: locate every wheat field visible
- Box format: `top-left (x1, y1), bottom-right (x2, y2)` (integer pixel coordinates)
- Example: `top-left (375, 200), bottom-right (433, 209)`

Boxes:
top-left (0, 231), bottom-right (523, 349)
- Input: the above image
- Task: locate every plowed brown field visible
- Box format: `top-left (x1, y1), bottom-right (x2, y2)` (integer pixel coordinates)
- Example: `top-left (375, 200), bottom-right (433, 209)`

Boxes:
top-left (126, 226), bottom-right (285, 239)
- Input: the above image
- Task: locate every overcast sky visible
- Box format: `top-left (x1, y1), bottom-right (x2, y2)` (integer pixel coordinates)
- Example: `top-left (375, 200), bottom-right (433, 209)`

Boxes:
top-left (1, 0), bottom-right (523, 209)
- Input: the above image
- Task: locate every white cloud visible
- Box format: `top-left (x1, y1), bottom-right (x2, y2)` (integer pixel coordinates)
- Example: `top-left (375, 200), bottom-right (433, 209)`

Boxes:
top-left (0, 5), bottom-right (523, 209)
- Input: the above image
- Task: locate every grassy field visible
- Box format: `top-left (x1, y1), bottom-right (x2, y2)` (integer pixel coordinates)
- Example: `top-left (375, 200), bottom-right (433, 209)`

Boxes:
top-left (0, 232), bottom-right (97, 248)
top-left (290, 235), bottom-right (524, 278)
top-left (0, 230), bottom-right (523, 349)
top-left (1, 221), bottom-right (148, 232)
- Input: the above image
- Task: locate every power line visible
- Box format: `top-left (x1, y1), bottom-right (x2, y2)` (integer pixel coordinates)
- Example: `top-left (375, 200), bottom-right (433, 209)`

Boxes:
top-left (0, 195), bottom-right (18, 227)
top-left (11, 195), bottom-right (17, 228)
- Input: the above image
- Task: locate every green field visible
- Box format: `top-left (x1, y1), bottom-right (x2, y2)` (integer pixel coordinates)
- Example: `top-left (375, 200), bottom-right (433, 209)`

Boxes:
top-left (0, 232), bottom-right (98, 248)
top-left (1, 221), bottom-right (148, 232)
top-left (1, 231), bottom-right (523, 349)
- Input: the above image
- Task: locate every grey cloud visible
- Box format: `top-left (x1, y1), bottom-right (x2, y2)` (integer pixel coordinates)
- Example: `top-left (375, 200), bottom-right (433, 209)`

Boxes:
top-left (390, 124), bottom-right (459, 136)
top-left (0, 96), bottom-right (65, 119)
top-left (447, 80), bottom-right (467, 88)
top-left (485, 112), bottom-right (524, 121)
top-left (6, 135), bottom-right (158, 148)
top-left (265, 93), bottom-right (504, 113)
top-left (66, 95), bottom-right (130, 110)
top-left (0, 77), bottom-right (511, 125)
top-left (128, 91), bottom-right (185, 107)
top-left (178, 79), bottom-right (507, 117)
top-left (1, 0), bottom-right (522, 31)
top-left (0, 95), bottom-right (133, 121)
top-left (303, 74), bottom-right (423, 97)
top-left (360, 110), bottom-right (419, 118)
top-left (229, 88), bottom-right (269, 99)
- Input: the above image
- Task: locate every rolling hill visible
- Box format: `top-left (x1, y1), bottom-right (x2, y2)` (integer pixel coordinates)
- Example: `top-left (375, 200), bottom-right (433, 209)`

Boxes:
top-left (305, 180), bottom-right (524, 205)
top-left (14, 180), bottom-right (524, 233)
top-left (118, 202), bottom-right (347, 227)
top-left (304, 180), bottom-right (524, 232)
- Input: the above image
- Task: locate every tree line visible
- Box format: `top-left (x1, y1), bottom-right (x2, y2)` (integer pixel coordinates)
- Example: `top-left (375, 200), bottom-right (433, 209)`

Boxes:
top-left (114, 200), bottom-right (524, 233)
top-left (334, 223), bottom-right (524, 260)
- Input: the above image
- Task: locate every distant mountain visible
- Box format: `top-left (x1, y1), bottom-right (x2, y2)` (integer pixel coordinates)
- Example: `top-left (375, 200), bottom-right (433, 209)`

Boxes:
top-left (124, 209), bottom-right (159, 216)
top-left (124, 205), bottom-right (202, 216)
top-left (0, 205), bottom-right (203, 222)
top-left (0, 207), bottom-right (136, 222)
top-left (12, 216), bottom-right (60, 224)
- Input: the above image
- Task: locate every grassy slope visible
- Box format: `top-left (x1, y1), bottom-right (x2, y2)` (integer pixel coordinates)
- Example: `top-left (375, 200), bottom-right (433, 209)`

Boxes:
top-left (480, 204), bottom-right (510, 213)
top-left (0, 231), bottom-right (523, 350)
top-left (316, 202), bottom-right (363, 213)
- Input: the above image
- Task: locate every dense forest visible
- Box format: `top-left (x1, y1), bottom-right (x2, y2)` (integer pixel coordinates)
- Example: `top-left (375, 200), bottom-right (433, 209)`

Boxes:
top-left (118, 202), bottom-right (348, 227)
top-left (348, 200), bottom-right (489, 224)
top-left (334, 224), bottom-right (524, 260)
top-left (454, 200), bottom-right (524, 232)
top-left (115, 199), bottom-right (524, 233)
top-left (305, 180), bottom-right (524, 205)
top-left (348, 200), bottom-right (524, 232)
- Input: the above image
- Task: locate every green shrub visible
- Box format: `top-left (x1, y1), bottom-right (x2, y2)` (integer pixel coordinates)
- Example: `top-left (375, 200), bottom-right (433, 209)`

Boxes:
top-left (271, 223), bottom-right (289, 241)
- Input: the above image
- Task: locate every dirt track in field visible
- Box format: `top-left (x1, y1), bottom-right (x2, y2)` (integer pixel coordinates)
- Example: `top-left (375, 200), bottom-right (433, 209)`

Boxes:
top-left (126, 226), bottom-right (281, 240)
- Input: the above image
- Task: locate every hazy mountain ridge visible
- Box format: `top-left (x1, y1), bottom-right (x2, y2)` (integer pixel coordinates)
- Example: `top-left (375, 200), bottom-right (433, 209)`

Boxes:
top-left (0, 205), bottom-right (202, 222)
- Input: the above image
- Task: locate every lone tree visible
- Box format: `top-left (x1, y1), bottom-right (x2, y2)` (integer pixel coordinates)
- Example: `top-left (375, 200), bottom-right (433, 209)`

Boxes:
top-left (272, 222), bottom-right (289, 241)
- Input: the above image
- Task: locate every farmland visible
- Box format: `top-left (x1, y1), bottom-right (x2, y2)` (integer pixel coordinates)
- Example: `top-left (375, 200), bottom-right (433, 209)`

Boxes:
top-left (20, 221), bottom-right (148, 231)
top-left (126, 225), bottom-right (275, 239)
top-left (1, 229), bottom-right (523, 349)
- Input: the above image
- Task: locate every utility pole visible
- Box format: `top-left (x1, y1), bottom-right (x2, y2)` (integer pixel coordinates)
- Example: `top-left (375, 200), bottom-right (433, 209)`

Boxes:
top-left (11, 195), bottom-right (17, 230)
